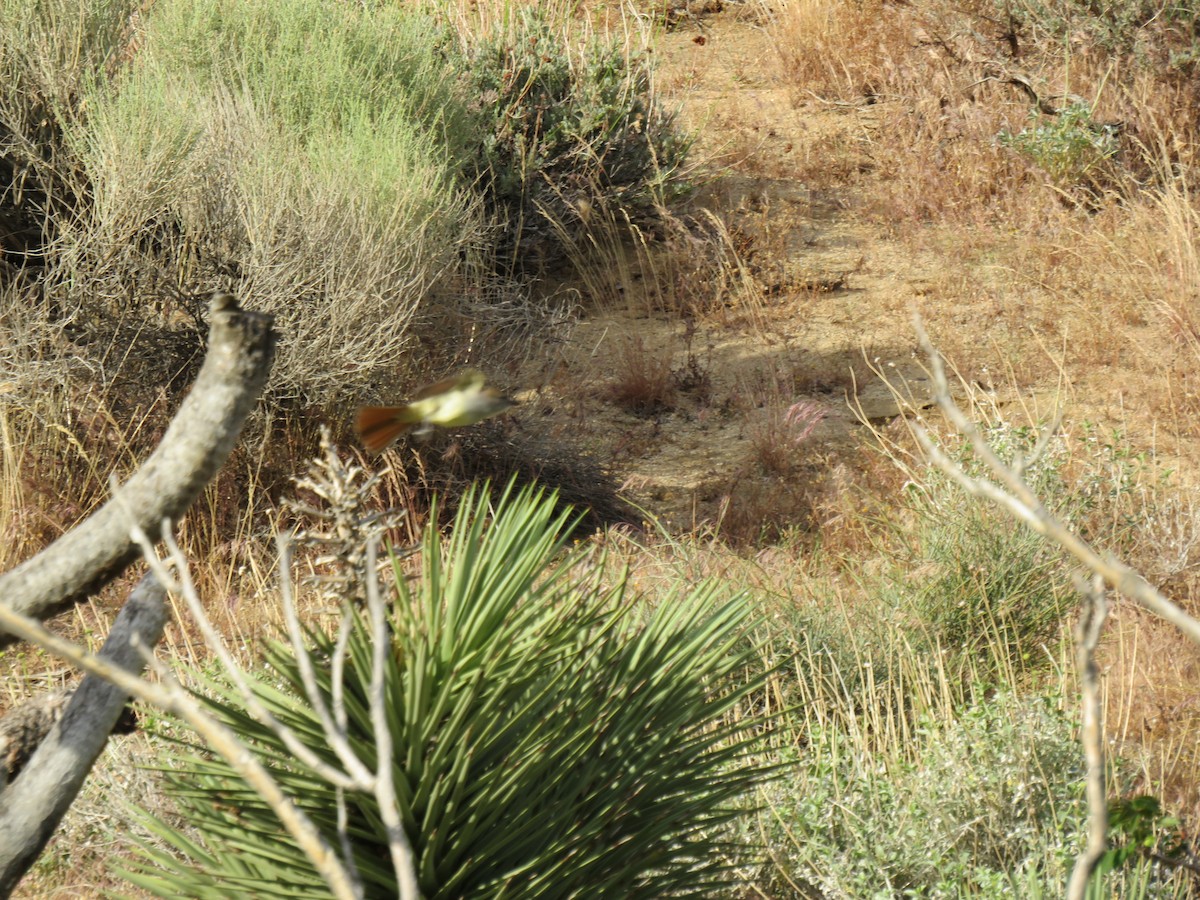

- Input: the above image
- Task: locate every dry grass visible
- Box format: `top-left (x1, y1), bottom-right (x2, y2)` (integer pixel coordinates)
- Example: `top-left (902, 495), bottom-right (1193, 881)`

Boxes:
top-left (9, 0), bottom-right (1200, 893)
top-left (541, 196), bottom-right (766, 327)
top-left (607, 334), bottom-right (678, 415)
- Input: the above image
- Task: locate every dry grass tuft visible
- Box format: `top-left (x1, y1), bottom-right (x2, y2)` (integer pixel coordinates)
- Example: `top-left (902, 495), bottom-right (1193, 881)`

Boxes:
top-left (607, 335), bottom-right (679, 415)
top-left (748, 399), bottom-right (827, 477)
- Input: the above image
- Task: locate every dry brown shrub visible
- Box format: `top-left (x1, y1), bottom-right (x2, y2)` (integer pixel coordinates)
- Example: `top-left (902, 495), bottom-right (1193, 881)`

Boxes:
top-left (747, 398), bottom-right (828, 477)
top-left (607, 335), bottom-right (679, 415)
top-left (713, 470), bottom-right (817, 547)
top-left (773, 0), bottom-right (920, 102)
top-left (774, 0), bottom-right (1200, 227)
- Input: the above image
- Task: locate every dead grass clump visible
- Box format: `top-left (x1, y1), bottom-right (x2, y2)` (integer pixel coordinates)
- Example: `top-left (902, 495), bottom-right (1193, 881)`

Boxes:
top-left (11, 732), bottom-right (166, 899)
top-left (607, 335), bottom-right (678, 415)
top-left (543, 196), bottom-right (763, 324)
top-left (774, 0), bottom-right (1200, 226)
top-left (1128, 173), bottom-right (1200, 355)
top-left (774, 0), bottom-right (1056, 223)
top-left (1106, 608), bottom-right (1200, 824)
top-left (714, 471), bottom-right (817, 548)
top-left (871, 94), bottom-right (1063, 227)
top-left (747, 399), bottom-right (827, 477)
top-left (1042, 168), bottom-right (1200, 436)
top-left (772, 0), bottom-right (918, 103)
top-left (0, 368), bottom-right (362, 664)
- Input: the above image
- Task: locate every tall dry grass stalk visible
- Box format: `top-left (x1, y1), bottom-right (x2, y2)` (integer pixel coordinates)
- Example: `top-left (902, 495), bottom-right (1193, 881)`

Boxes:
top-left (541, 192), bottom-right (766, 328)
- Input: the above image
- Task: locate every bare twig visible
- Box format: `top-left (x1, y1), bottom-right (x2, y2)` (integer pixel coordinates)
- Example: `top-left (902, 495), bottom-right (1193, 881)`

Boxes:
top-left (335, 787), bottom-right (362, 888)
top-left (906, 316), bottom-right (1200, 898)
top-left (133, 523), bottom-right (367, 792)
top-left (276, 534), bottom-right (376, 788)
top-left (1067, 574), bottom-right (1109, 900)
top-left (0, 573), bottom-right (362, 900)
top-left (0, 293), bottom-right (275, 636)
top-left (911, 316), bottom-right (1200, 646)
top-left (365, 537), bottom-right (421, 900)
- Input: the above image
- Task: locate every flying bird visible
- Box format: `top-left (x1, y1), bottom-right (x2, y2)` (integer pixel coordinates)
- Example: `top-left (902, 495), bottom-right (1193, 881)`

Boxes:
top-left (355, 370), bottom-right (516, 454)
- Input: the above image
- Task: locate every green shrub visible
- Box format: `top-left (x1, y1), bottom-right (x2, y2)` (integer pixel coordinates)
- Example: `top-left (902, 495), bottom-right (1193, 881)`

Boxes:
top-left (53, 0), bottom-right (484, 405)
top-left (898, 423), bottom-right (1077, 683)
top-left (458, 7), bottom-right (689, 268)
top-left (118, 483), bottom-right (772, 898)
top-left (754, 691), bottom-right (1175, 898)
top-left (5, 0), bottom-right (690, 402)
top-left (908, 498), bottom-right (1069, 681)
top-left (997, 0), bottom-right (1200, 53)
top-left (999, 101), bottom-right (1120, 191)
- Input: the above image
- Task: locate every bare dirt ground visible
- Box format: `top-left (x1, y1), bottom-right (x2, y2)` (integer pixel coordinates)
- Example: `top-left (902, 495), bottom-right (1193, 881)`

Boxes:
top-left (529, 6), bottom-right (1197, 537)
top-left (527, 11), bottom-right (979, 531)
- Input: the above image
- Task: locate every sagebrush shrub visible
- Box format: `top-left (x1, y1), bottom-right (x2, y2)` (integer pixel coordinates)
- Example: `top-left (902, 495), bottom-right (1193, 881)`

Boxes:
top-left (53, 0), bottom-right (483, 405)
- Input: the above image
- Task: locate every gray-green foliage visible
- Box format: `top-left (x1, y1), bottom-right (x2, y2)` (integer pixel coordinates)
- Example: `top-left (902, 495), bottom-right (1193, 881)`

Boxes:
top-left (59, 0), bottom-right (481, 404)
top-left (999, 101), bottom-right (1119, 190)
top-left (908, 497), bottom-right (1068, 678)
top-left (459, 7), bottom-right (689, 266)
top-left (118, 483), bottom-right (771, 898)
top-left (997, 0), bottom-right (1200, 53)
top-left (3, 0), bottom-right (690, 403)
top-left (760, 693), bottom-right (1087, 897)
top-left (759, 690), bottom-right (1190, 898)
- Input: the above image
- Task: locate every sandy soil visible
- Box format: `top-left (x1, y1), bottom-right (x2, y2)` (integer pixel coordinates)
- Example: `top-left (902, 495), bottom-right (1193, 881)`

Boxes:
top-left (518, 12), bottom-right (965, 529)
top-left (517, 7), bottom-right (1197, 533)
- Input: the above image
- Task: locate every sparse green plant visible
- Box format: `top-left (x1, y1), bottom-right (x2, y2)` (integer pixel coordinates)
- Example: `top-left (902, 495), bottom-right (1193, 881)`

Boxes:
top-left (999, 101), bottom-right (1120, 190)
top-left (999, 0), bottom-right (1200, 53)
top-left (907, 495), bottom-right (1069, 681)
top-left (762, 692), bottom-right (1088, 897)
top-left (752, 689), bottom-right (1195, 898)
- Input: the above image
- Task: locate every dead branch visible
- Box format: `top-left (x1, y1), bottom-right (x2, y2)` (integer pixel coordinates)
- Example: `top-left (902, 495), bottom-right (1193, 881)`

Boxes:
top-left (364, 536), bottom-right (420, 900)
top-left (0, 548), bottom-right (361, 900)
top-left (0, 292), bottom-right (275, 639)
top-left (0, 573), bottom-right (167, 894)
top-left (0, 292), bottom-right (279, 892)
top-left (1067, 574), bottom-right (1109, 900)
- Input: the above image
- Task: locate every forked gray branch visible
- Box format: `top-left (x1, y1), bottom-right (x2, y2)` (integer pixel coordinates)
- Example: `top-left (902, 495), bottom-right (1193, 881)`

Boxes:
top-left (911, 317), bottom-right (1200, 646)
top-left (0, 572), bottom-right (361, 900)
top-left (909, 315), bottom-right (1198, 899)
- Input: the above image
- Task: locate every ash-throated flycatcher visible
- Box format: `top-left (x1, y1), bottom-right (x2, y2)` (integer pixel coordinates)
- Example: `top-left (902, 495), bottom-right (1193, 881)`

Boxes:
top-left (355, 370), bottom-right (516, 453)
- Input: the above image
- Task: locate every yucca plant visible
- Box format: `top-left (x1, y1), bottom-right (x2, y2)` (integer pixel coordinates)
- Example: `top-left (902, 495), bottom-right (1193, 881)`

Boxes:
top-left (118, 482), bottom-right (771, 897)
